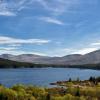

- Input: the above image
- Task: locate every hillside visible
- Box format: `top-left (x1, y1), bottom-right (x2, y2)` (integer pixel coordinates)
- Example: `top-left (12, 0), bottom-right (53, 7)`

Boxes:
top-left (0, 58), bottom-right (47, 68)
top-left (1, 50), bottom-right (100, 65)
top-left (0, 50), bottom-right (100, 69)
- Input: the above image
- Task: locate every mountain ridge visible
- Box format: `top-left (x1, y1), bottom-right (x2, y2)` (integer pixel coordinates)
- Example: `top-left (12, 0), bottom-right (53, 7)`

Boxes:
top-left (0, 49), bottom-right (100, 65)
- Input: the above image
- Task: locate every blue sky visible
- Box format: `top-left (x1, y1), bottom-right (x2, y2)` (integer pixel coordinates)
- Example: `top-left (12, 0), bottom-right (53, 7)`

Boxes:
top-left (0, 0), bottom-right (100, 56)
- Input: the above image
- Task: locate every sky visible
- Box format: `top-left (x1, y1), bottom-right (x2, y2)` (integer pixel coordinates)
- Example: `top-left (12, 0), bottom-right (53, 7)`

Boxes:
top-left (0, 0), bottom-right (100, 56)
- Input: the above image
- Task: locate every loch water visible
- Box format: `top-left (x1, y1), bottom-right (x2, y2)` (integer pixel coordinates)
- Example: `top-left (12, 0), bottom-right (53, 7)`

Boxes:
top-left (0, 68), bottom-right (100, 87)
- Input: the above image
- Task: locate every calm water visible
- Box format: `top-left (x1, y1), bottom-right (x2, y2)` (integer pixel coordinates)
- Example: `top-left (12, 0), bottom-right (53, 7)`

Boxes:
top-left (0, 68), bottom-right (100, 87)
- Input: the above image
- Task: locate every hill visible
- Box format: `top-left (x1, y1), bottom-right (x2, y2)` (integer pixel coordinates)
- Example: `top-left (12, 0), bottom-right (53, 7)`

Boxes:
top-left (1, 50), bottom-right (100, 65)
top-left (1, 50), bottom-right (100, 69)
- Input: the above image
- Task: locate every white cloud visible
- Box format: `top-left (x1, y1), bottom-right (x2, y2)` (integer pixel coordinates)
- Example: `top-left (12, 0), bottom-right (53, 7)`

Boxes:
top-left (48, 47), bottom-right (99, 57)
top-left (7, 44), bottom-right (22, 47)
top-left (0, 11), bottom-right (16, 16)
top-left (0, 47), bottom-right (17, 51)
top-left (0, 45), bottom-right (99, 56)
top-left (0, 1), bottom-right (16, 16)
top-left (0, 49), bottom-right (47, 56)
top-left (46, 48), bottom-right (73, 57)
top-left (0, 0), bottom-right (32, 16)
top-left (39, 17), bottom-right (64, 25)
top-left (73, 48), bottom-right (98, 55)
top-left (0, 36), bottom-right (50, 45)
top-left (91, 42), bottom-right (100, 46)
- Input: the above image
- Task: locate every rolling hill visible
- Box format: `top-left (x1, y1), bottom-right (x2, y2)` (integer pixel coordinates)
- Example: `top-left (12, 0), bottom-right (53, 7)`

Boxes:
top-left (1, 50), bottom-right (100, 66)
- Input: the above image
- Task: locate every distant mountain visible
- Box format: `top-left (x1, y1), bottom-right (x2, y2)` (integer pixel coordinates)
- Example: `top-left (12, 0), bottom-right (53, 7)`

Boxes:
top-left (0, 57), bottom-right (61, 68)
top-left (0, 54), bottom-right (15, 59)
top-left (1, 50), bottom-right (100, 65)
top-left (0, 54), bottom-right (50, 64)
top-left (55, 50), bottom-right (100, 65)
top-left (73, 50), bottom-right (100, 65)
top-left (0, 58), bottom-right (41, 68)
top-left (0, 54), bottom-right (82, 65)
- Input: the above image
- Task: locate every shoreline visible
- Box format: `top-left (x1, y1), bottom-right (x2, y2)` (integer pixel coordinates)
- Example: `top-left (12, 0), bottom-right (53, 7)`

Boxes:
top-left (0, 76), bottom-right (100, 100)
top-left (0, 66), bottom-right (100, 70)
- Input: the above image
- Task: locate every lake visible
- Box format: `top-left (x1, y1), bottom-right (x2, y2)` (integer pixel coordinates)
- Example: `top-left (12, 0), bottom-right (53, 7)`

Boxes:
top-left (0, 68), bottom-right (100, 87)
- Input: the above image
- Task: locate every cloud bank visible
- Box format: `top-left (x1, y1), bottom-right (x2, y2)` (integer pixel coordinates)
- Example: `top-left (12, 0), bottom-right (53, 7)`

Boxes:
top-left (0, 36), bottom-right (50, 45)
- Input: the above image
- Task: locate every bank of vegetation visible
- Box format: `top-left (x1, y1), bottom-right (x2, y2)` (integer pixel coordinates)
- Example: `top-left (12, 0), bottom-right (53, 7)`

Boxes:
top-left (0, 77), bottom-right (100, 100)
